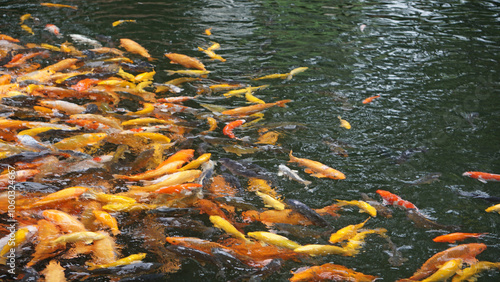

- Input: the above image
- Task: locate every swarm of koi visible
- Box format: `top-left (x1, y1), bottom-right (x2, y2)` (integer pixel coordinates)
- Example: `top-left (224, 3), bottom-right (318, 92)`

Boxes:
top-left (0, 7), bottom-right (498, 282)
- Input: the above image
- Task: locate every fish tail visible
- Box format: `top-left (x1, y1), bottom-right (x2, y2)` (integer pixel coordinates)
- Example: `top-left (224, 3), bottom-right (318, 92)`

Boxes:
top-left (277, 99), bottom-right (292, 107)
top-left (288, 150), bottom-right (297, 162)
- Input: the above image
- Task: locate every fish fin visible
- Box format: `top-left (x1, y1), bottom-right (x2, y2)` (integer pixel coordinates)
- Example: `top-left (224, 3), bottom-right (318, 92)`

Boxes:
top-left (310, 173), bottom-right (328, 178)
top-left (303, 180), bottom-right (312, 186)
top-left (478, 177), bottom-right (487, 184)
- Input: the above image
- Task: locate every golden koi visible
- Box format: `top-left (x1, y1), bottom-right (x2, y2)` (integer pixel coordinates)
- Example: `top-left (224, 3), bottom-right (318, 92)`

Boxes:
top-left (0, 227), bottom-right (31, 257)
top-left (42, 210), bottom-right (87, 233)
top-left (126, 103), bottom-right (155, 115)
top-left (222, 85), bottom-right (268, 98)
top-left (329, 217), bottom-right (371, 244)
top-left (102, 203), bottom-right (158, 212)
top-left (28, 187), bottom-right (88, 209)
top-left (343, 228), bottom-right (387, 255)
top-left (93, 210), bottom-right (120, 235)
top-left (93, 193), bottom-right (137, 204)
top-left (245, 89), bottom-right (265, 104)
top-left (134, 70), bottom-right (156, 82)
top-left (286, 67), bottom-right (308, 80)
top-left (485, 203), bottom-right (500, 213)
top-left (119, 38), bottom-right (153, 60)
top-left (336, 200), bottom-right (377, 217)
top-left (40, 260), bottom-right (66, 282)
top-left (338, 116), bottom-right (351, 129)
top-left (209, 215), bottom-right (250, 242)
top-left (179, 153), bottom-right (211, 171)
top-left (53, 133), bottom-right (107, 150)
top-left (133, 132), bottom-right (171, 143)
top-left (198, 46), bottom-right (226, 62)
top-left (86, 253), bottom-right (146, 270)
top-left (252, 73), bottom-right (289, 80)
top-left (451, 261), bottom-right (500, 282)
top-left (255, 191), bottom-right (285, 210)
top-left (165, 53), bottom-right (206, 70)
top-left (247, 231), bottom-right (301, 250)
top-left (41, 3), bottom-right (78, 9)
top-left (421, 259), bottom-right (463, 282)
top-left (19, 14), bottom-right (31, 25)
top-left (221, 99), bottom-right (291, 116)
top-left (52, 231), bottom-right (106, 245)
top-left (165, 70), bottom-right (210, 77)
top-left (289, 150), bottom-right (346, 180)
top-left (293, 244), bottom-right (352, 256)
top-left (129, 170), bottom-right (202, 191)
top-left (20, 24), bottom-right (34, 35)
top-left (112, 19), bottom-right (137, 27)
top-left (205, 28), bottom-right (212, 36)
top-left (121, 117), bottom-right (172, 127)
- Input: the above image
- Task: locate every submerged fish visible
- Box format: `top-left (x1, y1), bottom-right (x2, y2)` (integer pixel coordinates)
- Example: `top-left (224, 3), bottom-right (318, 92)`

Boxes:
top-left (402, 172), bottom-right (442, 185)
top-left (286, 199), bottom-right (330, 228)
top-left (70, 34), bottom-right (102, 48)
top-left (406, 209), bottom-right (460, 231)
top-left (277, 164), bottom-right (312, 186)
top-left (463, 171), bottom-right (500, 183)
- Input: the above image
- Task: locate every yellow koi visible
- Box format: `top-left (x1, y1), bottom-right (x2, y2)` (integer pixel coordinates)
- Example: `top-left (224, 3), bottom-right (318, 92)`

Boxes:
top-left (29, 187), bottom-right (89, 208)
top-left (255, 191), bottom-right (285, 210)
top-left (126, 103), bottom-right (155, 116)
top-left (112, 19), bottom-right (137, 27)
top-left (198, 46), bottom-right (226, 62)
top-left (51, 231), bottom-right (106, 245)
top-left (336, 200), bottom-right (377, 217)
top-left (201, 117), bottom-right (217, 134)
top-left (252, 73), bottom-right (289, 80)
top-left (93, 193), bottom-right (137, 204)
top-left (452, 261), bottom-right (500, 282)
top-left (41, 3), bottom-right (78, 9)
top-left (133, 132), bottom-right (171, 143)
top-left (293, 244), bottom-right (352, 256)
top-left (93, 211), bottom-right (120, 235)
top-left (40, 43), bottom-right (61, 51)
top-left (247, 231), bottom-right (301, 250)
top-left (19, 14), bottom-right (31, 25)
top-left (102, 203), bottom-right (158, 212)
top-left (0, 227), bottom-right (31, 257)
top-left (121, 117), bottom-right (172, 126)
top-left (179, 153), bottom-right (211, 171)
top-left (286, 67), bottom-right (308, 80)
top-left (17, 126), bottom-right (62, 136)
top-left (485, 203), bottom-right (500, 213)
top-left (53, 133), bottom-right (107, 150)
top-left (338, 116), bottom-right (351, 129)
top-left (129, 170), bottom-right (202, 191)
top-left (165, 70), bottom-right (210, 77)
top-left (87, 253), bottom-right (146, 270)
top-left (134, 70), bottom-right (156, 82)
top-left (223, 85), bottom-right (268, 98)
top-left (343, 228), bottom-right (387, 255)
top-left (117, 67), bottom-right (136, 81)
top-left (209, 215), bottom-right (250, 242)
top-left (329, 218), bottom-right (370, 244)
top-left (421, 259), bottom-right (463, 282)
top-left (245, 88), bottom-right (265, 104)
top-left (21, 24), bottom-right (34, 35)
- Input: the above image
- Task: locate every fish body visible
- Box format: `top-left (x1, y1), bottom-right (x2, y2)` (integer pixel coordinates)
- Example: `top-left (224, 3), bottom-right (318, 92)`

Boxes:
top-left (93, 211), bottom-right (120, 235)
top-left (69, 34), bottom-right (102, 48)
top-left (166, 70), bottom-right (210, 77)
top-left (52, 231), bottom-right (106, 245)
top-left (165, 53), bottom-right (205, 70)
top-left (288, 151), bottom-right (345, 180)
top-left (29, 187), bottom-right (88, 208)
top-left (463, 171), bottom-right (500, 183)
top-left (255, 191), bottom-right (285, 210)
top-left (218, 158), bottom-right (273, 180)
top-left (252, 73), bottom-right (289, 80)
top-left (277, 164), bottom-right (312, 186)
top-left (120, 38), bottom-right (153, 60)
top-left (343, 228), bottom-right (387, 254)
top-left (112, 20), bottom-right (136, 27)
top-left (41, 2), bottom-right (78, 9)
top-left (376, 189), bottom-right (418, 210)
top-left (336, 200), bottom-right (377, 217)
top-left (337, 116), bottom-right (351, 129)
top-left (290, 263), bottom-right (377, 282)
top-left (403, 173), bottom-right (442, 185)
top-left (485, 203), bottom-right (500, 213)
top-left (287, 67), bottom-right (308, 80)
top-left (198, 46), bottom-right (226, 62)
top-left (360, 193), bottom-right (393, 218)
top-left (329, 218), bottom-right (370, 244)
top-left (451, 261), bottom-right (500, 282)
top-left (209, 215), bottom-right (249, 242)
top-left (286, 199), bottom-right (330, 227)
top-left (362, 95), bottom-right (381, 104)
top-left (420, 259), bottom-right (463, 282)
top-left (247, 231), bottom-right (301, 249)
top-left (433, 232), bottom-right (488, 243)
top-left (221, 99), bottom-right (291, 116)
top-left (44, 24), bottom-right (61, 36)
top-left (406, 209), bottom-right (459, 231)
top-left (87, 253), bottom-right (146, 270)
top-left (293, 244), bottom-right (351, 256)
top-left (223, 119), bottom-right (245, 139)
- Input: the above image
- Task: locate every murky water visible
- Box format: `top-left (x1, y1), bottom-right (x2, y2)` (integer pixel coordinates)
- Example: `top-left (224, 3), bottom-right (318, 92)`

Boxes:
top-left (1, 0), bottom-right (499, 281)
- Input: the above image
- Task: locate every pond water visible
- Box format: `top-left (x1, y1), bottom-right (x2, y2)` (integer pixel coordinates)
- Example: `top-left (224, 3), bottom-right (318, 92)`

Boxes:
top-left (1, 0), bottom-right (499, 281)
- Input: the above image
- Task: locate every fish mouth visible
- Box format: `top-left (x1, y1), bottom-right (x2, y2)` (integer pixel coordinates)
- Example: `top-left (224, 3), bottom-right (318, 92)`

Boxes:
top-left (462, 172), bottom-right (471, 176)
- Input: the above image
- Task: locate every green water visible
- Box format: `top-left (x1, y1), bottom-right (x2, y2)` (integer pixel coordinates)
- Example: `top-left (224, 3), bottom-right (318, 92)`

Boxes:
top-left (1, 0), bottom-right (500, 281)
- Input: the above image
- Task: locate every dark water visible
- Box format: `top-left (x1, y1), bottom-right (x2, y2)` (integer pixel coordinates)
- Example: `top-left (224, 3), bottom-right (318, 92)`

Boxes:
top-left (2, 0), bottom-right (500, 281)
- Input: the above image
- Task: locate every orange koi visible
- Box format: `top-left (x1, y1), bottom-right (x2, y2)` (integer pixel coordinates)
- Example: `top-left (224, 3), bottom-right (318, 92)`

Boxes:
top-left (164, 53), bottom-right (206, 70)
top-left (154, 183), bottom-right (202, 194)
top-left (376, 189), bottom-right (418, 210)
top-left (432, 232), bottom-right (488, 243)
top-left (288, 150), bottom-right (345, 180)
top-left (4, 51), bottom-right (48, 68)
top-left (462, 171), bottom-right (500, 183)
top-left (205, 28), bottom-right (212, 36)
top-left (221, 99), bottom-right (291, 116)
top-left (362, 95), bottom-right (381, 104)
top-left (290, 263), bottom-right (378, 282)
top-left (44, 24), bottom-right (61, 36)
top-left (42, 210), bottom-right (87, 233)
top-left (41, 3), bottom-right (78, 9)
top-left (71, 78), bottom-right (99, 91)
top-left (0, 34), bottom-right (20, 42)
top-left (157, 96), bottom-right (196, 103)
top-left (40, 260), bottom-right (67, 282)
top-left (0, 169), bottom-right (39, 187)
top-left (27, 220), bottom-right (62, 267)
top-left (397, 243), bottom-right (486, 282)
top-left (29, 186), bottom-right (88, 208)
top-left (42, 58), bottom-right (79, 72)
top-left (65, 119), bottom-right (111, 132)
top-left (119, 38), bottom-right (153, 60)
top-left (223, 119), bottom-right (245, 139)
top-left (93, 210), bottom-right (120, 235)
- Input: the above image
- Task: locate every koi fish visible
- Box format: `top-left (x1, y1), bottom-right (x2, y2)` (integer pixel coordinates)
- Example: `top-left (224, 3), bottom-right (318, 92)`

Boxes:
top-left (343, 228), bottom-right (387, 255)
top-left (164, 53), bottom-right (206, 70)
top-left (154, 183), bottom-right (203, 194)
top-left (256, 191), bottom-right (285, 210)
top-left (406, 209), bottom-right (460, 231)
top-left (247, 231), bottom-right (301, 249)
top-left (252, 73), bottom-right (289, 80)
top-left (286, 67), bottom-right (308, 80)
top-left (420, 258), bottom-right (463, 282)
top-left (433, 232), bottom-right (488, 243)
top-left (42, 210), bottom-right (87, 233)
top-left (86, 253), bottom-right (146, 270)
top-left (362, 95), bottom-right (381, 104)
top-left (329, 217), bottom-right (370, 244)
top-left (198, 46), bottom-right (226, 62)
top-left (40, 260), bottom-right (66, 282)
top-left (376, 189), bottom-right (418, 210)
top-left (165, 69), bottom-right (210, 77)
top-left (288, 150), bottom-right (345, 180)
top-left (112, 19), bottom-right (136, 27)
top-left (286, 199), bottom-right (330, 227)
top-left (222, 85), bottom-right (268, 97)
top-left (93, 210), bottom-right (120, 235)
top-left (209, 215), bottom-right (250, 242)
top-left (53, 133), bottom-right (108, 150)
top-left (69, 34), bottom-right (102, 48)
top-left (397, 243), bottom-right (487, 281)
top-left (21, 24), bottom-right (34, 35)
top-left (336, 199), bottom-right (377, 217)
top-left (485, 203), bottom-right (500, 213)
top-left (338, 116), bottom-right (351, 129)
top-left (19, 14), bottom-right (31, 25)
top-left (223, 119), bottom-right (245, 139)
top-left (51, 231), bottom-right (106, 245)
top-left (29, 186), bottom-right (88, 208)
top-left (360, 193), bottom-right (393, 218)
top-left (44, 24), bottom-right (61, 36)
top-left (452, 261), bottom-right (500, 282)
top-left (293, 244), bottom-right (352, 256)
top-left (120, 38), bottom-right (153, 60)
top-left (41, 3), bottom-right (78, 9)
top-left (0, 34), bottom-right (20, 43)
top-left (205, 28), bottom-right (212, 36)
top-left (221, 99), bottom-right (291, 116)
top-left (463, 171), bottom-right (500, 183)
top-left (290, 263), bottom-right (378, 282)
